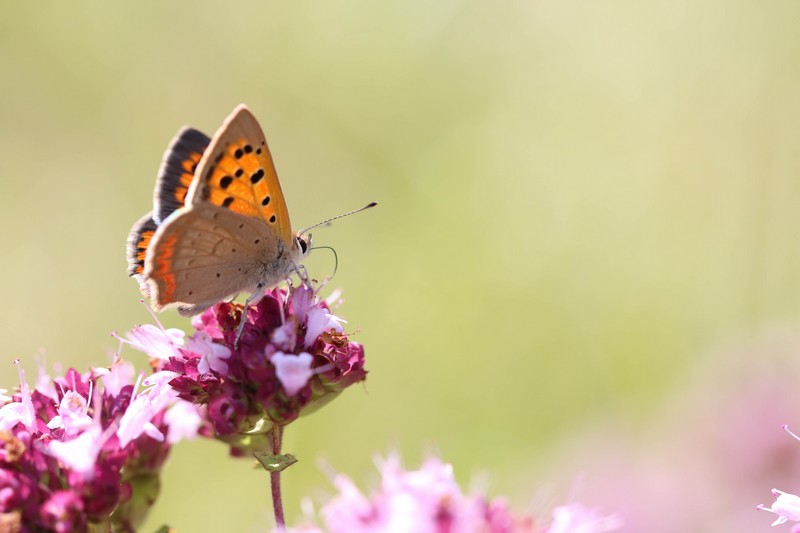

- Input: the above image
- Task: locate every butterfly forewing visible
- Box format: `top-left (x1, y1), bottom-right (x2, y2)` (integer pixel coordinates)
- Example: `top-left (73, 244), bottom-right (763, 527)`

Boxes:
top-left (154, 127), bottom-right (211, 224)
top-left (188, 105), bottom-right (293, 246)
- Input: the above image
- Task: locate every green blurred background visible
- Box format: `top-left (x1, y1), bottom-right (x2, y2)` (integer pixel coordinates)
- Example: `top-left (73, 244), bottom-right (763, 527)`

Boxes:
top-left (2, 1), bottom-right (800, 531)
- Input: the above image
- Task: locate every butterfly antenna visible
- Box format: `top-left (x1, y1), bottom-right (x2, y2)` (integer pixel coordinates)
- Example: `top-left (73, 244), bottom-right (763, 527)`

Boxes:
top-left (299, 201), bottom-right (378, 235)
top-left (310, 245), bottom-right (339, 278)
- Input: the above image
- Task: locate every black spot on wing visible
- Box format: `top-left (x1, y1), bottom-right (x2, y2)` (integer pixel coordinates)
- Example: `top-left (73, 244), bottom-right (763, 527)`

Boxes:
top-left (250, 169), bottom-right (265, 184)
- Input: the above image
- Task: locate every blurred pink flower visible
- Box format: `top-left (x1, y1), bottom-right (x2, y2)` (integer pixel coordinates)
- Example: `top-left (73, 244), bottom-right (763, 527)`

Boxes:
top-left (533, 333), bottom-right (800, 532)
top-left (290, 453), bottom-right (620, 533)
top-left (545, 504), bottom-right (623, 533)
top-left (45, 424), bottom-right (111, 479)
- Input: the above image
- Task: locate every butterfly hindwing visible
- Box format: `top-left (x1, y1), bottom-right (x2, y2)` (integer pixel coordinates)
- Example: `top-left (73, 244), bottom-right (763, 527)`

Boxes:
top-left (127, 213), bottom-right (159, 295)
top-left (127, 213), bottom-right (158, 278)
top-left (144, 203), bottom-right (282, 315)
top-left (187, 105), bottom-right (293, 246)
top-left (153, 127), bottom-right (211, 224)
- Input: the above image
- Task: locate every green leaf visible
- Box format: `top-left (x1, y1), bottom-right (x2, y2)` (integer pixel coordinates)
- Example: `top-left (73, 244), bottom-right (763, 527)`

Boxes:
top-left (253, 452), bottom-right (299, 473)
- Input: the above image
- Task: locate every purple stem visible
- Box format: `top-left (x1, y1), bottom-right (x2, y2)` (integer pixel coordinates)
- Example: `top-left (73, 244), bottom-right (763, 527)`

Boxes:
top-left (271, 425), bottom-right (286, 530)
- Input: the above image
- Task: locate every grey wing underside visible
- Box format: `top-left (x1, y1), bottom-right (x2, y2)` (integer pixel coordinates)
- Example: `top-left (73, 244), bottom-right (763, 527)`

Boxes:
top-left (144, 202), bottom-right (279, 316)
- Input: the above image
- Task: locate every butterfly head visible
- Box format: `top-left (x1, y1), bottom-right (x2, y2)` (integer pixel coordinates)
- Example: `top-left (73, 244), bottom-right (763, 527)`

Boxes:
top-left (295, 232), bottom-right (312, 259)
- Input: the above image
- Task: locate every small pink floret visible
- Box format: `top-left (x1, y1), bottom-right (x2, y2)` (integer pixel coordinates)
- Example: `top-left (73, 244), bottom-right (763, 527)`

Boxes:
top-left (188, 331), bottom-right (231, 374)
top-left (0, 363), bottom-right (36, 432)
top-left (759, 489), bottom-right (800, 526)
top-left (304, 308), bottom-right (345, 347)
top-left (164, 400), bottom-right (203, 444)
top-left (47, 390), bottom-right (93, 437)
top-left (272, 352), bottom-right (315, 396)
top-left (45, 426), bottom-right (106, 479)
top-left (116, 372), bottom-right (177, 447)
top-left (125, 324), bottom-right (185, 361)
top-left (96, 358), bottom-right (136, 397)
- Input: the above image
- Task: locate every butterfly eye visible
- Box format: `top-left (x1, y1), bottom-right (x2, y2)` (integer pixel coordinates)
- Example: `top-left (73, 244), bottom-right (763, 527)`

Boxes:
top-left (297, 234), bottom-right (311, 256)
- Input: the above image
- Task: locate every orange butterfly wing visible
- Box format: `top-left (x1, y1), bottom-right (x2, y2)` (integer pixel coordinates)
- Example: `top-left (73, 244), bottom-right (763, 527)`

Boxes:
top-left (187, 104), bottom-right (293, 245)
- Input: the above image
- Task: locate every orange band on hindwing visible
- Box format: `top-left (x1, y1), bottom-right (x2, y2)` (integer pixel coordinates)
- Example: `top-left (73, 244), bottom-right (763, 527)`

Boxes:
top-left (152, 232), bottom-right (179, 302)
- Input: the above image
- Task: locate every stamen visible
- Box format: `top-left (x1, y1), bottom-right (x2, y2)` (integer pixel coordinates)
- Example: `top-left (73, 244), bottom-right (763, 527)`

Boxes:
top-left (140, 299), bottom-right (167, 333)
top-left (129, 371), bottom-right (145, 402)
top-left (783, 424), bottom-right (800, 442)
top-left (13, 359), bottom-right (25, 390)
top-left (325, 289), bottom-right (343, 309)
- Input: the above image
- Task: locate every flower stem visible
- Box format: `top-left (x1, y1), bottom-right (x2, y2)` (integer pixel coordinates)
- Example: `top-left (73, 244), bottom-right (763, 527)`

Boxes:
top-left (270, 425), bottom-right (285, 530)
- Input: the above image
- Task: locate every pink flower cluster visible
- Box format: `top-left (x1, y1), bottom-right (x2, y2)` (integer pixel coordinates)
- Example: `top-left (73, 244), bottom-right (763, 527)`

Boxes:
top-left (125, 285), bottom-right (366, 455)
top-left (0, 280), bottom-right (623, 532)
top-left (292, 454), bottom-right (622, 533)
top-left (0, 358), bottom-right (203, 532)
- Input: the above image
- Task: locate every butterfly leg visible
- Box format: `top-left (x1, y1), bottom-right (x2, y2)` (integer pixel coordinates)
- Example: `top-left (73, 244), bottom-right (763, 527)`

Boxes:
top-left (234, 287), bottom-right (266, 349)
top-left (291, 262), bottom-right (312, 287)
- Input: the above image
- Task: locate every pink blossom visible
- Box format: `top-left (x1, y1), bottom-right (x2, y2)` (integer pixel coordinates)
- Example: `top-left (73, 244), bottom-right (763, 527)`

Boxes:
top-left (95, 357), bottom-right (135, 396)
top-left (304, 307), bottom-right (345, 348)
top-left (47, 389), bottom-right (94, 437)
top-left (44, 425), bottom-right (109, 479)
top-left (291, 284), bottom-right (316, 322)
top-left (0, 362), bottom-right (35, 432)
top-left (117, 371), bottom-right (178, 447)
top-left (272, 318), bottom-right (300, 352)
top-left (272, 352), bottom-right (315, 396)
top-left (124, 323), bottom-right (185, 361)
top-left (164, 399), bottom-right (204, 444)
top-left (759, 489), bottom-right (800, 526)
top-left (188, 331), bottom-right (231, 374)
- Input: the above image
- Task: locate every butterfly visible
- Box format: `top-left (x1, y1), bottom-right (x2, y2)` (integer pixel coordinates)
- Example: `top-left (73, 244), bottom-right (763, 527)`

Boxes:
top-left (127, 104), bottom-right (312, 322)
